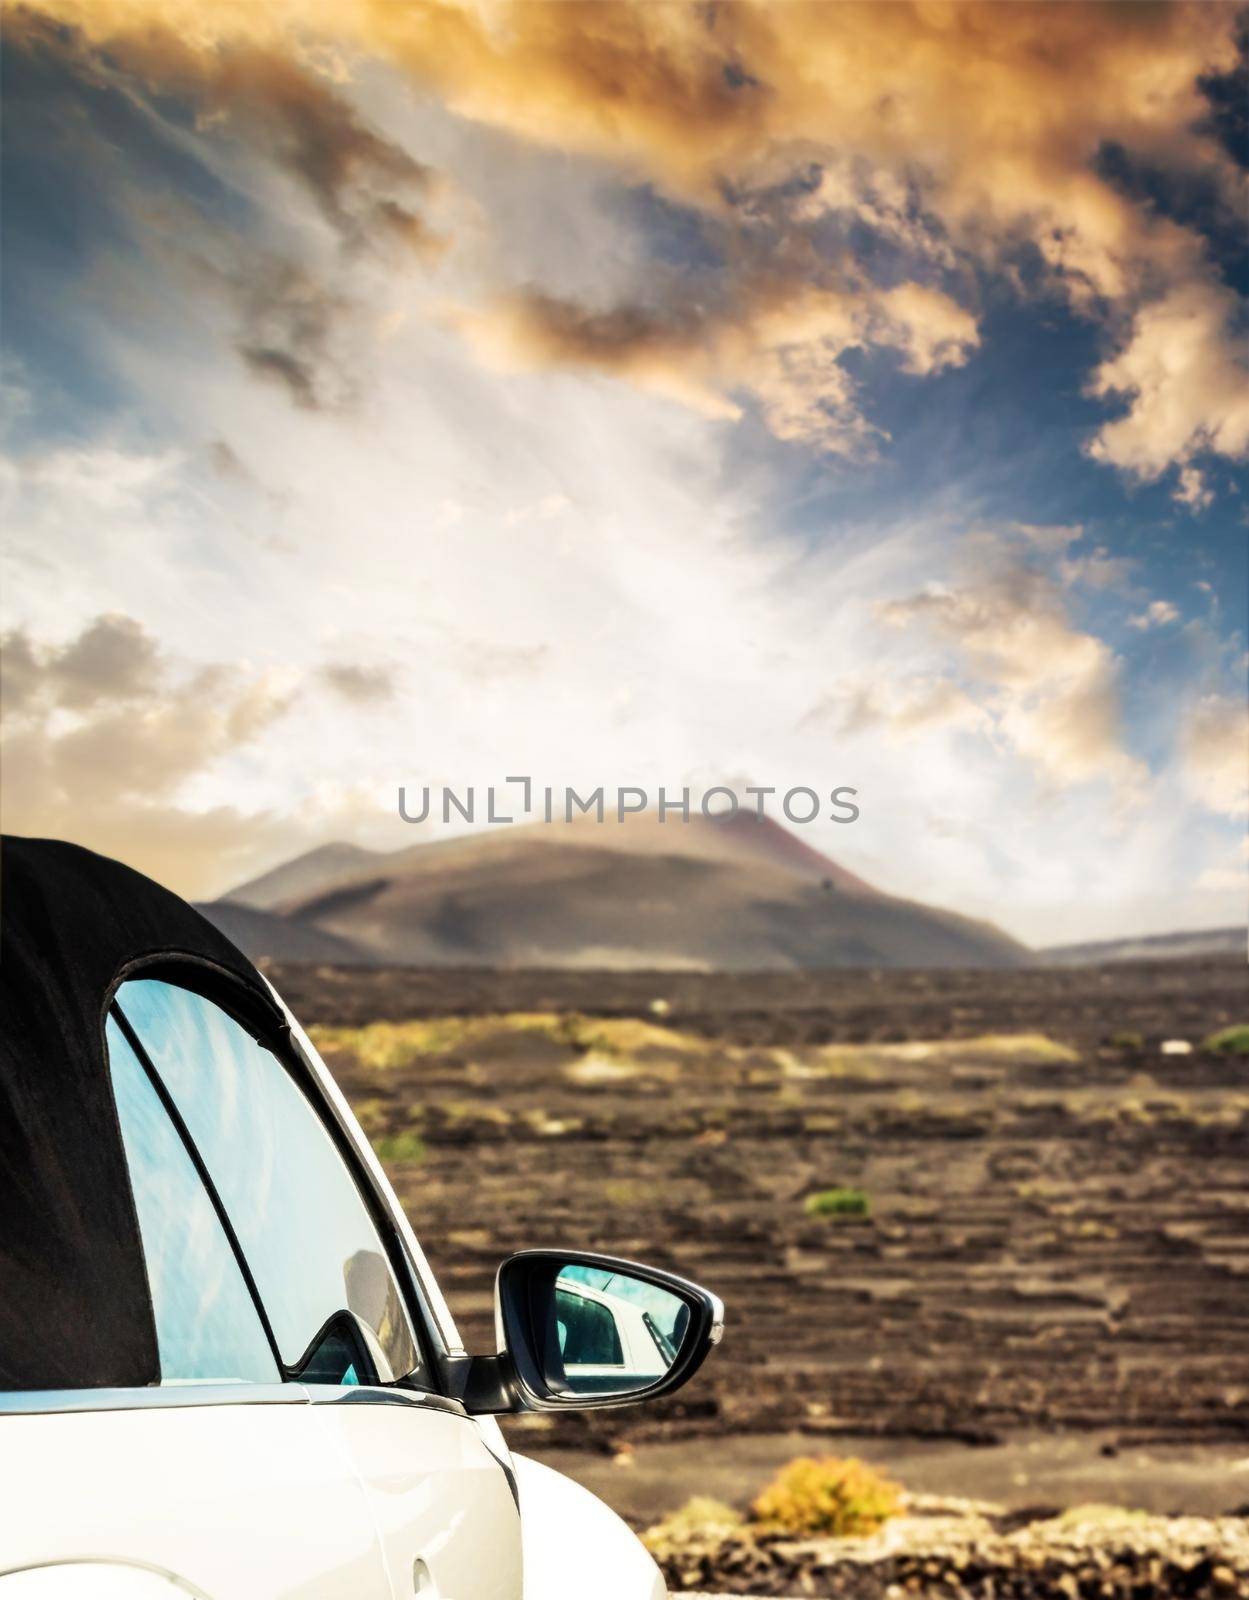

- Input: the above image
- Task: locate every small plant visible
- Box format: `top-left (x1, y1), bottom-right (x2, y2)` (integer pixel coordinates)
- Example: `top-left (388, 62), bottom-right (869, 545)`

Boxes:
top-left (370, 1130), bottom-right (427, 1164)
top-left (804, 1187), bottom-right (870, 1219)
top-left (1202, 1024), bottom-right (1249, 1055)
top-left (1110, 1030), bottom-right (1144, 1051)
top-left (641, 1497), bottom-right (745, 1566)
top-left (751, 1456), bottom-right (902, 1537)
top-left (642, 1496), bottom-right (742, 1545)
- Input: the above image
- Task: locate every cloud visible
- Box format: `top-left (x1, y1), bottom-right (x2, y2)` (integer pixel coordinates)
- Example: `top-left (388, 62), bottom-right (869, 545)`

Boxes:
top-left (17, 1), bottom-right (1241, 484)
top-left (457, 275), bottom-right (978, 453)
top-left (1057, 546), bottom-right (1136, 593)
top-left (1182, 694), bottom-right (1249, 818)
top-left (9, 8), bottom-right (444, 261)
top-left (874, 284), bottom-right (981, 378)
top-left (1173, 466), bottom-right (1214, 513)
top-left (0, 629), bottom-right (40, 718)
top-left (805, 674), bottom-right (990, 742)
top-left (1196, 838), bottom-right (1248, 895)
top-left (1087, 282), bottom-right (1249, 487)
top-left (8, 445), bottom-right (182, 514)
top-left (454, 291), bottom-right (739, 422)
top-left (47, 612), bottom-right (163, 708)
top-left (272, 0), bottom-right (1239, 280)
top-left (2, 613), bottom-right (162, 714)
top-left (181, 46), bottom-right (441, 257)
top-left (4, 8), bottom-right (449, 418)
top-left (319, 662), bottom-right (395, 704)
top-left (1128, 599), bottom-right (1181, 631)
top-left (878, 541), bottom-right (1146, 799)
top-left (231, 263), bottom-right (355, 411)
top-left (0, 615), bottom-right (298, 894)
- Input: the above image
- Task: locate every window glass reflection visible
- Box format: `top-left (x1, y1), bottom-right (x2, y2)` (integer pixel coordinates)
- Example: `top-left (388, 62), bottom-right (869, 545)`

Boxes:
top-left (552, 1265), bottom-right (686, 1394)
top-left (114, 978), bottom-right (421, 1385)
top-left (559, 1263), bottom-right (687, 1354)
top-left (555, 1286), bottom-right (624, 1366)
top-left (106, 1015), bottom-right (279, 1386)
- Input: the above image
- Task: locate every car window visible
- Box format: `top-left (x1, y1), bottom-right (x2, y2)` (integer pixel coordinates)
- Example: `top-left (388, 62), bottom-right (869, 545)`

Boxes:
top-left (106, 1015), bottom-right (280, 1385)
top-left (555, 1286), bottom-right (624, 1366)
top-left (113, 978), bottom-right (422, 1387)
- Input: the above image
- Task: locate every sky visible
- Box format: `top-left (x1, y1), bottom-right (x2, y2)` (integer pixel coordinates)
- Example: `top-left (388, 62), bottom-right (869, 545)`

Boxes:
top-left (1, 0), bottom-right (1246, 947)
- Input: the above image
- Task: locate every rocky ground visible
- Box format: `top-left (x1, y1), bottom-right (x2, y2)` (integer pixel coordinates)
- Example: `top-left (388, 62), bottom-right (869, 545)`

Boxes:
top-left (271, 956), bottom-right (1243, 1048)
top-left (291, 955), bottom-right (1249, 1458)
top-left (663, 1499), bottom-right (1249, 1597)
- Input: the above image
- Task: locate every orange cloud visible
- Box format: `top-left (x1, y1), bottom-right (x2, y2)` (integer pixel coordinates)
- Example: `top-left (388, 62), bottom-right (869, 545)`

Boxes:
top-left (1087, 281), bottom-right (1249, 482)
top-left (456, 275), bottom-right (978, 453)
top-left (19, 3), bottom-right (1238, 257)
top-left (13, 1), bottom-right (1245, 476)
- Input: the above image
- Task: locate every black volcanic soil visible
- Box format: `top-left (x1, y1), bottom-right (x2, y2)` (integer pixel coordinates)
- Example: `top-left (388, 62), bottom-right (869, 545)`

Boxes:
top-left (278, 957), bottom-right (1249, 1502)
top-left (267, 955), bottom-right (1244, 1049)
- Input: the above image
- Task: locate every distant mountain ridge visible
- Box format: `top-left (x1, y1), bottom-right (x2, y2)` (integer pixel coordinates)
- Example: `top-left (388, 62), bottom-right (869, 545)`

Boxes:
top-left (201, 815), bottom-right (1027, 971)
top-left (195, 900), bottom-right (374, 965)
top-left (1040, 927), bottom-right (1245, 965)
top-left (218, 841), bottom-right (386, 912)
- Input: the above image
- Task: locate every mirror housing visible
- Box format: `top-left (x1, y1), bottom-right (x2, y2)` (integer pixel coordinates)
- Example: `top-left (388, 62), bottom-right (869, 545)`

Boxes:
top-left (442, 1249), bottom-right (724, 1416)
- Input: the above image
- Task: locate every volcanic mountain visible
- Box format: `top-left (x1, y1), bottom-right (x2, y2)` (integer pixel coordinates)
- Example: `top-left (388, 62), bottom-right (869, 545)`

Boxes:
top-left (199, 814), bottom-right (1026, 971)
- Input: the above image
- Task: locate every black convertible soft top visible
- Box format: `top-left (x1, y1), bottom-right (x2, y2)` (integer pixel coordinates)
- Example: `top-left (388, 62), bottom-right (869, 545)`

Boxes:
top-left (0, 835), bottom-right (286, 1391)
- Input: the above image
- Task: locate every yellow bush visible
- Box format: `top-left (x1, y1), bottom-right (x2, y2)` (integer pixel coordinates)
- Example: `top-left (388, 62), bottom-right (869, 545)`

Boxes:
top-left (751, 1456), bottom-right (902, 1537)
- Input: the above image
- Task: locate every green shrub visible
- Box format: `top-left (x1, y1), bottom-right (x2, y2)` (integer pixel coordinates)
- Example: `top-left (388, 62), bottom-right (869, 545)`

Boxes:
top-left (371, 1131), bottom-right (427, 1163)
top-left (1110, 1031), bottom-right (1144, 1051)
top-left (1202, 1025), bottom-right (1249, 1055)
top-left (804, 1187), bottom-right (870, 1219)
top-left (752, 1455), bottom-right (902, 1537)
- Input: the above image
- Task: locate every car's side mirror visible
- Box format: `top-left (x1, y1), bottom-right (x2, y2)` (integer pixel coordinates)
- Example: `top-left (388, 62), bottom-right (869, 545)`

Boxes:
top-left (443, 1249), bottom-right (724, 1415)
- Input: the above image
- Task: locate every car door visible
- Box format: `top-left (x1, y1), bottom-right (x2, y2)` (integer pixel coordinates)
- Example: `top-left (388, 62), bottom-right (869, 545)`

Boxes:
top-left (0, 1010), bottom-right (389, 1599)
top-left (112, 975), bottom-right (523, 1600)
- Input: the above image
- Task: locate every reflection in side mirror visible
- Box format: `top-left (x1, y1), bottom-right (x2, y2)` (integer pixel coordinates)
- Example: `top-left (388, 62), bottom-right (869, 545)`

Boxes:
top-left (553, 1263), bottom-right (688, 1397)
top-left (482, 1248), bottom-right (724, 1414)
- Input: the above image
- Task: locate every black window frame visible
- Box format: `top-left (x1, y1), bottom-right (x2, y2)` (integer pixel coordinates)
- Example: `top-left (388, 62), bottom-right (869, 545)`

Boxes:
top-left (105, 957), bottom-right (442, 1396)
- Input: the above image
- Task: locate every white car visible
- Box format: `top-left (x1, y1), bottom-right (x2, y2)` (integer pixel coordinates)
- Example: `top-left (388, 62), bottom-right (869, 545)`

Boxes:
top-left (0, 837), bottom-right (724, 1599)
